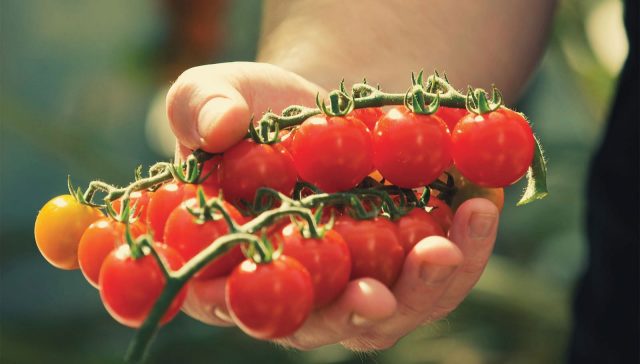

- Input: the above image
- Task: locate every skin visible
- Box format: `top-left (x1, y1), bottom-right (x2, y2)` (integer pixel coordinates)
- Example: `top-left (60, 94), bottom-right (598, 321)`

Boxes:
top-left (166, 0), bottom-right (555, 351)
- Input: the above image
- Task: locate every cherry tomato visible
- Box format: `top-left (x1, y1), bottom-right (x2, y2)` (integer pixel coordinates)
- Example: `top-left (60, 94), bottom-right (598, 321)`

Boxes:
top-left (163, 198), bottom-right (244, 279)
top-left (226, 256), bottom-right (314, 339)
top-left (427, 196), bottom-right (454, 233)
top-left (99, 243), bottom-right (186, 328)
top-left (373, 107), bottom-right (452, 188)
top-left (291, 115), bottom-right (373, 192)
top-left (351, 107), bottom-right (384, 132)
top-left (395, 208), bottom-right (445, 253)
top-left (333, 216), bottom-right (404, 287)
top-left (111, 190), bottom-right (152, 221)
top-left (77, 218), bottom-right (147, 288)
top-left (200, 156), bottom-right (222, 190)
top-left (276, 224), bottom-right (351, 308)
top-left (220, 139), bottom-right (297, 203)
top-left (146, 181), bottom-right (218, 242)
top-left (277, 129), bottom-right (296, 153)
top-left (451, 108), bottom-right (534, 187)
top-left (34, 195), bottom-right (103, 270)
top-left (435, 106), bottom-right (468, 132)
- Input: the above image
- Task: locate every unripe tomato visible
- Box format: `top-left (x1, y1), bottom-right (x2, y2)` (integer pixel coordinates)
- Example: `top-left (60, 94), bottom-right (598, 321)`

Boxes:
top-left (219, 139), bottom-right (297, 203)
top-left (373, 107), bottom-right (452, 188)
top-left (34, 195), bottom-right (103, 270)
top-left (450, 168), bottom-right (504, 212)
top-left (451, 107), bottom-right (534, 187)
top-left (77, 218), bottom-right (147, 288)
top-left (226, 256), bottom-right (314, 339)
top-left (99, 244), bottom-right (186, 328)
top-left (291, 115), bottom-right (373, 192)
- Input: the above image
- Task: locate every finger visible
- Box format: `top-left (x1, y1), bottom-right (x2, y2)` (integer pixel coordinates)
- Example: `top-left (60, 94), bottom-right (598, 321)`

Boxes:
top-left (275, 278), bottom-right (396, 350)
top-left (428, 198), bottom-right (499, 320)
top-left (341, 237), bottom-right (462, 350)
top-left (166, 62), bottom-right (324, 154)
top-left (181, 277), bottom-right (235, 327)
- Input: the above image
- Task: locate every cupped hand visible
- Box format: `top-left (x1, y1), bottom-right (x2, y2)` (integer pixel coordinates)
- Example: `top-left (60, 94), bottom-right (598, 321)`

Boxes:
top-left (167, 62), bottom-right (499, 351)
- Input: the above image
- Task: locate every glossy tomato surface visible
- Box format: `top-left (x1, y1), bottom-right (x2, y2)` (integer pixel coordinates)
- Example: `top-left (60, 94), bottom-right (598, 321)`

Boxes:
top-left (220, 139), bottom-right (297, 203)
top-left (427, 196), bottom-right (454, 233)
top-left (111, 190), bottom-right (152, 221)
top-left (278, 224), bottom-right (351, 307)
top-left (226, 256), bottom-right (313, 339)
top-left (351, 107), bottom-right (384, 132)
top-left (333, 215), bottom-right (404, 287)
top-left (34, 195), bottom-right (103, 270)
top-left (78, 218), bottom-right (147, 287)
top-left (99, 244), bottom-right (186, 328)
top-left (163, 198), bottom-right (244, 279)
top-left (451, 108), bottom-right (534, 187)
top-left (291, 115), bottom-right (373, 192)
top-left (435, 106), bottom-right (468, 132)
top-left (373, 107), bottom-right (452, 188)
top-left (395, 208), bottom-right (445, 253)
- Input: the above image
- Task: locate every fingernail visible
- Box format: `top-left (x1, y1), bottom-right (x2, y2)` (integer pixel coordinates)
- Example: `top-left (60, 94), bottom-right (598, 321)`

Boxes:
top-left (350, 313), bottom-right (372, 327)
top-left (420, 264), bottom-right (457, 285)
top-left (469, 212), bottom-right (496, 239)
top-left (197, 98), bottom-right (234, 139)
top-left (213, 306), bottom-right (233, 323)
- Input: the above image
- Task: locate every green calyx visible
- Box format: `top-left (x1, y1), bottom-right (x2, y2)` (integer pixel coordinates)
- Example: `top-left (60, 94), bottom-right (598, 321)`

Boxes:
top-left (466, 86), bottom-right (503, 114)
top-left (316, 89), bottom-right (354, 117)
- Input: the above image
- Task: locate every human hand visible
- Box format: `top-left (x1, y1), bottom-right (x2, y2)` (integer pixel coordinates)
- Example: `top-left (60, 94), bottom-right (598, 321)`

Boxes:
top-left (166, 62), bottom-right (499, 350)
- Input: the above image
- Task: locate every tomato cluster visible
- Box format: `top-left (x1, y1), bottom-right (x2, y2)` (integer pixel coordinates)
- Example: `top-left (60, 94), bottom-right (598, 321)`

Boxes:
top-left (32, 75), bottom-right (546, 361)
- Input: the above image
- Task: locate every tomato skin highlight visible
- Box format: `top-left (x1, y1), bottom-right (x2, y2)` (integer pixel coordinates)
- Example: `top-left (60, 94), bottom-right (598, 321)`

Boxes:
top-left (395, 208), bottom-right (445, 253)
top-left (226, 256), bottom-right (314, 339)
top-left (333, 215), bottom-right (404, 287)
top-left (373, 107), bottom-right (452, 188)
top-left (220, 139), bottom-right (297, 203)
top-left (291, 115), bottom-right (373, 192)
top-left (99, 244), bottom-right (186, 328)
top-left (435, 106), bottom-right (468, 132)
top-left (146, 182), bottom-right (218, 242)
top-left (163, 198), bottom-right (244, 279)
top-left (451, 108), bottom-right (534, 187)
top-left (78, 218), bottom-right (147, 288)
top-left (277, 224), bottom-right (351, 308)
top-left (34, 195), bottom-right (103, 270)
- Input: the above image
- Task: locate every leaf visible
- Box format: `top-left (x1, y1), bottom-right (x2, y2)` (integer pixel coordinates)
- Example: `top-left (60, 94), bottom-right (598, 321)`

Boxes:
top-left (517, 133), bottom-right (549, 205)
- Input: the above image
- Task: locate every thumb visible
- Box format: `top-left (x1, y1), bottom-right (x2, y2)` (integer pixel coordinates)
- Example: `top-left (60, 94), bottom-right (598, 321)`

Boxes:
top-left (166, 62), bottom-right (324, 154)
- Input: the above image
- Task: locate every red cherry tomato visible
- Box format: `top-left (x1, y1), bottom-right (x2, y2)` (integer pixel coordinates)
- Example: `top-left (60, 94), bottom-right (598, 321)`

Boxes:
top-left (278, 129), bottom-right (296, 153)
top-left (163, 198), bottom-right (244, 279)
top-left (34, 195), bottom-right (103, 270)
top-left (226, 256), bottom-right (314, 339)
top-left (276, 224), bottom-right (351, 308)
top-left (99, 244), bottom-right (186, 328)
top-left (395, 208), bottom-right (445, 253)
top-left (351, 107), bottom-right (384, 132)
top-left (200, 156), bottom-right (222, 190)
top-left (451, 108), bottom-right (534, 187)
top-left (373, 107), bottom-right (452, 188)
top-left (146, 182), bottom-right (218, 242)
top-left (333, 216), bottom-right (404, 287)
top-left (219, 139), bottom-right (297, 203)
top-left (435, 106), bottom-right (468, 132)
top-left (427, 196), bottom-right (454, 233)
top-left (291, 115), bottom-right (373, 192)
top-left (111, 190), bottom-right (152, 221)
top-left (78, 218), bottom-right (147, 288)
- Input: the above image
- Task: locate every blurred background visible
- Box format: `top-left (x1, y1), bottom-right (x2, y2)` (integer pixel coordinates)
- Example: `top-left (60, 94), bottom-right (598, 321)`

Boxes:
top-left (0, 0), bottom-right (629, 363)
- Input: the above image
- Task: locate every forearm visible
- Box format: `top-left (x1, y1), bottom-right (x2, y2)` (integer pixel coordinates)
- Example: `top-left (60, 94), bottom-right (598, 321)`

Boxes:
top-left (257, 0), bottom-right (556, 103)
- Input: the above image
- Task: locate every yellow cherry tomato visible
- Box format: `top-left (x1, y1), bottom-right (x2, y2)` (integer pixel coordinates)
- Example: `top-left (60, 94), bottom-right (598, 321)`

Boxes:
top-left (34, 194), bottom-right (103, 270)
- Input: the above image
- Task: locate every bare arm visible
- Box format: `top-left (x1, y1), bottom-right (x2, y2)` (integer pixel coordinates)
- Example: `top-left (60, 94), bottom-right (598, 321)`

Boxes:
top-left (258, 0), bottom-right (556, 103)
